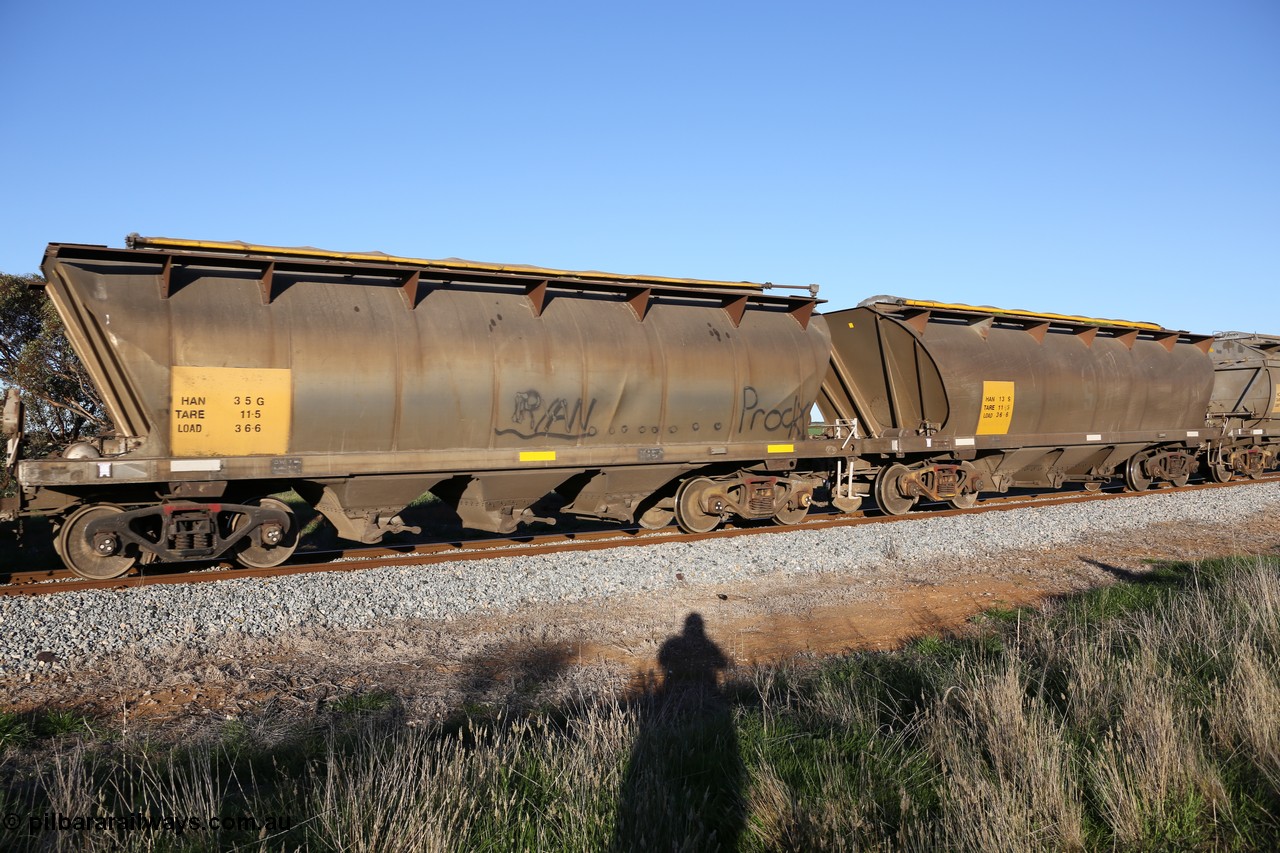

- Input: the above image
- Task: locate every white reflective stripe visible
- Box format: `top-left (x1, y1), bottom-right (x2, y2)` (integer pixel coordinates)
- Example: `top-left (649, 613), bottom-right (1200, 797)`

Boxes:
top-left (97, 462), bottom-right (112, 478)
top-left (1086, 434), bottom-right (1102, 442)
top-left (954, 437), bottom-right (975, 447)
top-left (170, 459), bottom-right (223, 472)
top-left (1254, 429), bottom-right (1264, 435)
top-left (1186, 430), bottom-right (1199, 438)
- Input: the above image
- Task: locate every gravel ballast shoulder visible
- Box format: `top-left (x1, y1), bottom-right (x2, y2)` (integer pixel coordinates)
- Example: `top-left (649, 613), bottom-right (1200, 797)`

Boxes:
top-left (2, 483), bottom-right (1277, 677)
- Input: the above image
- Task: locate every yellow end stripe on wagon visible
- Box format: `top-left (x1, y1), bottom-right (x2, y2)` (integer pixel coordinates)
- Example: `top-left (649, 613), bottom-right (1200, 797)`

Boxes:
top-left (519, 450), bottom-right (557, 462)
top-left (131, 235), bottom-right (765, 291)
top-left (767, 444), bottom-right (795, 454)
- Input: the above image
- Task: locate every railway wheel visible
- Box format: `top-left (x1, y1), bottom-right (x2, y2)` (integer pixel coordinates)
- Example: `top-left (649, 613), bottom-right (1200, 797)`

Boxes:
top-left (772, 495), bottom-right (810, 526)
top-left (874, 464), bottom-right (917, 516)
top-left (1168, 471), bottom-right (1190, 488)
top-left (674, 477), bottom-right (723, 534)
top-left (1205, 452), bottom-right (1233, 483)
top-left (233, 498), bottom-right (299, 569)
top-left (1124, 455), bottom-right (1152, 492)
top-left (57, 504), bottom-right (136, 580)
top-left (949, 463), bottom-right (981, 509)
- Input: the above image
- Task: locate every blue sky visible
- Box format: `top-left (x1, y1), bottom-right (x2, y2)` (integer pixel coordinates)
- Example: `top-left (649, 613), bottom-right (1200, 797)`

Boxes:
top-left (2, 1), bottom-right (1276, 334)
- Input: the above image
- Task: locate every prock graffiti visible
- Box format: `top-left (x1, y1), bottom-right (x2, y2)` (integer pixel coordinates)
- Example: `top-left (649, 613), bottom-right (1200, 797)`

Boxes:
top-left (738, 386), bottom-right (806, 440)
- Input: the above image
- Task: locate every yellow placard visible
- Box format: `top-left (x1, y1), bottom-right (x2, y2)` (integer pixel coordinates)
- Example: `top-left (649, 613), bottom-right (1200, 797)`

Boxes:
top-left (976, 380), bottom-right (1015, 435)
top-left (767, 444), bottom-right (795, 453)
top-left (519, 450), bottom-right (556, 462)
top-left (170, 367), bottom-right (292, 456)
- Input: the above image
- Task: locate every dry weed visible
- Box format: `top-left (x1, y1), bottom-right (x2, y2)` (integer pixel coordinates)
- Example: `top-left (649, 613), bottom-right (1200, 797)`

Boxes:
top-left (917, 658), bottom-right (1084, 852)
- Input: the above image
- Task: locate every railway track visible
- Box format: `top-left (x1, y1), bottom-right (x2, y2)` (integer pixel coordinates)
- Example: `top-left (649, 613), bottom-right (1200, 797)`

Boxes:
top-left (3, 474), bottom-right (1277, 598)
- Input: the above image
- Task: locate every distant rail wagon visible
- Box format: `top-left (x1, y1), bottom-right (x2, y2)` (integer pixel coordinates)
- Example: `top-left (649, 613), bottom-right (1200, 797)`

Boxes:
top-left (816, 297), bottom-right (1215, 513)
top-left (1205, 333), bottom-right (1280, 481)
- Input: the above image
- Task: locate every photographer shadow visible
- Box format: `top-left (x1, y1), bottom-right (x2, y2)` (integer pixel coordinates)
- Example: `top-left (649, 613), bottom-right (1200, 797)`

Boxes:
top-left (612, 612), bottom-right (745, 852)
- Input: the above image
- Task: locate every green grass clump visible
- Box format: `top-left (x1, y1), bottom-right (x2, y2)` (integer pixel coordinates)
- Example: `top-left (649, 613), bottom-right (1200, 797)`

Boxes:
top-left (328, 691), bottom-right (397, 716)
top-left (32, 708), bottom-right (91, 738)
top-left (0, 710), bottom-right (32, 749)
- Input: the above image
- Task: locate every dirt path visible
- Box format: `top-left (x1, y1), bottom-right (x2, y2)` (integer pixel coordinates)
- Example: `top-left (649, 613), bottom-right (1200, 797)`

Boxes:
top-left (3, 512), bottom-right (1277, 736)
